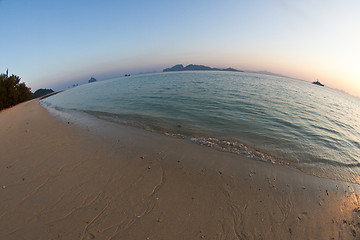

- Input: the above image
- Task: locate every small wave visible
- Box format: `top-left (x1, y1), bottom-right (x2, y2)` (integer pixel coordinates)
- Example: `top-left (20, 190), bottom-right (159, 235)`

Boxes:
top-left (351, 140), bottom-right (360, 150)
top-left (189, 137), bottom-right (276, 164)
top-left (83, 109), bottom-right (277, 164)
top-left (308, 157), bottom-right (360, 169)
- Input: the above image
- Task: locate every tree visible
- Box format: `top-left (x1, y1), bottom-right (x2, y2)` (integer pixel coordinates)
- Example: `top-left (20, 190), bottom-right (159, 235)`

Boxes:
top-left (0, 70), bottom-right (32, 110)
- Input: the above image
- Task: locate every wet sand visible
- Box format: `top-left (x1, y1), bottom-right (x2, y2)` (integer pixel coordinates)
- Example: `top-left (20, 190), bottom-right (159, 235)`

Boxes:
top-left (0, 100), bottom-right (359, 239)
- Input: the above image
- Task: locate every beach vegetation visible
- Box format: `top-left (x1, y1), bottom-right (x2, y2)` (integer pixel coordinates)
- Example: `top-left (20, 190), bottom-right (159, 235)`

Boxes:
top-left (0, 70), bottom-right (32, 110)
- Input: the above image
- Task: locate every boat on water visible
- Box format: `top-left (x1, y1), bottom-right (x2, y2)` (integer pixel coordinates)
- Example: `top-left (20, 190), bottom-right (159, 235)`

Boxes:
top-left (312, 80), bottom-right (324, 86)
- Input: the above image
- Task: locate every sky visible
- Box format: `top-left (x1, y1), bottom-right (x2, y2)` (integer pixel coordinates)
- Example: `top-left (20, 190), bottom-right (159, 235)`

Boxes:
top-left (0, 0), bottom-right (359, 97)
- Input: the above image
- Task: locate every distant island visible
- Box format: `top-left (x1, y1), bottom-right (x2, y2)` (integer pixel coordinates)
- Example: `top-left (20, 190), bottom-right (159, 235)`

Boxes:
top-left (163, 64), bottom-right (288, 78)
top-left (33, 88), bottom-right (54, 99)
top-left (88, 77), bottom-right (97, 83)
top-left (163, 64), bottom-right (243, 73)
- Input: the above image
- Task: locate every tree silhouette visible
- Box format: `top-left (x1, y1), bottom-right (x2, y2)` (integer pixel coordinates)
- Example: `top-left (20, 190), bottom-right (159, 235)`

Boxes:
top-left (0, 70), bottom-right (32, 110)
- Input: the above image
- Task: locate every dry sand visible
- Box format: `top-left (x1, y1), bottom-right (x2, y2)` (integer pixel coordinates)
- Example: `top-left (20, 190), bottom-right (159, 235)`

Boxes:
top-left (0, 100), bottom-right (359, 240)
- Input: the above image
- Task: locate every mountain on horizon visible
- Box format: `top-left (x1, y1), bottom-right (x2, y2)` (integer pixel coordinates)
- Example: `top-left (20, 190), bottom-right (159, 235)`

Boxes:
top-left (163, 64), bottom-right (243, 73)
top-left (163, 64), bottom-right (288, 78)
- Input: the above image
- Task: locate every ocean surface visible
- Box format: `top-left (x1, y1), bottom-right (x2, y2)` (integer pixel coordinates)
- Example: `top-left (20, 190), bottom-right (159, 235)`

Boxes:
top-left (41, 71), bottom-right (360, 184)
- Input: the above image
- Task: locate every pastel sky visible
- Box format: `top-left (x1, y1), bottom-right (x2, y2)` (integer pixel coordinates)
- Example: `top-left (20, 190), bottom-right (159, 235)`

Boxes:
top-left (1, 0), bottom-right (359, 97)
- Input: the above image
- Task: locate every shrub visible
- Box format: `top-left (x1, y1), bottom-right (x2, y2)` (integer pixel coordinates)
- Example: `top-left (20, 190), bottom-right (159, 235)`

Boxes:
top-left (0, 70), bottom-right (32, 110)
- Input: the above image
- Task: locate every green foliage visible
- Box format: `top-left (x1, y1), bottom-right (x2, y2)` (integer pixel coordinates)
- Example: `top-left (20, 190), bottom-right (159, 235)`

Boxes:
top-left (0, 71), bottom-right (32, 110)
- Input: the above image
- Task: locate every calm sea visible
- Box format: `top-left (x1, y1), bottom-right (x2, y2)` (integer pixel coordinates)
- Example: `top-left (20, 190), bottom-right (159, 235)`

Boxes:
top-left (41, 71), bottom-right (360, 184)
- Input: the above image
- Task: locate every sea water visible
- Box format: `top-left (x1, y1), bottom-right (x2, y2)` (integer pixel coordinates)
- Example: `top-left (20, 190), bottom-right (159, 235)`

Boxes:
top-left (41, 71), bottom-right (360, 184)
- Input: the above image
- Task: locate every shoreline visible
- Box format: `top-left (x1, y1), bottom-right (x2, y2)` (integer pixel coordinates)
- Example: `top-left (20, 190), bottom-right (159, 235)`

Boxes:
top-left (43, 99), bottom-right (360, 186)
top-left (0, 100), bottom-right (359, 239)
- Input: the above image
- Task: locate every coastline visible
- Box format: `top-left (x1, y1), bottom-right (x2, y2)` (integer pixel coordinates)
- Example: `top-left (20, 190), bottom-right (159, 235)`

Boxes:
top-left (0, 100), bottom-right (359, 239)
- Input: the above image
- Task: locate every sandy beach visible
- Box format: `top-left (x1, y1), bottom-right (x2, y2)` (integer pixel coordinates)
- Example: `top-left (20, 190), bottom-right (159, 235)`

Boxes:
top-left (0, 100), bottom-right (359, 239)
